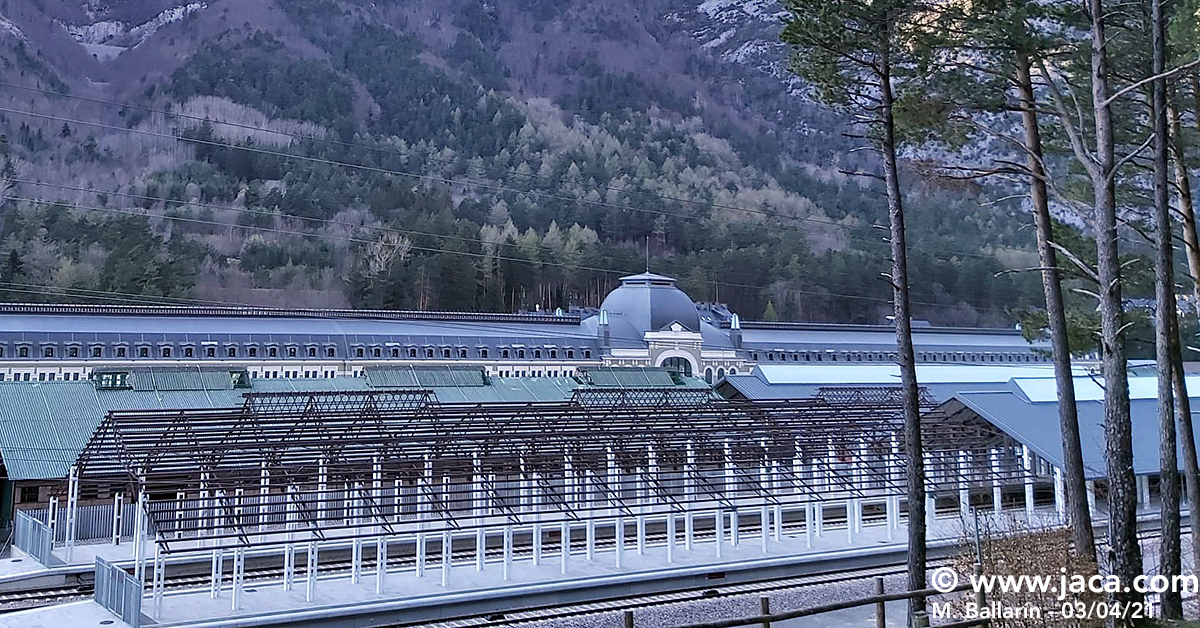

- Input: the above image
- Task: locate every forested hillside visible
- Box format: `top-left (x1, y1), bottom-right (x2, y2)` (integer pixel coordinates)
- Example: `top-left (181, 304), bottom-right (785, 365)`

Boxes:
top-left (0, 0), bottom-right (1049, 324)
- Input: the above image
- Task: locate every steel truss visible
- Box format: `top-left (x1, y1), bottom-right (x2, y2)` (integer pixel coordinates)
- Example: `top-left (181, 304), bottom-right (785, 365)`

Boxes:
top-left (65, 389), bottom-right (1033, 558)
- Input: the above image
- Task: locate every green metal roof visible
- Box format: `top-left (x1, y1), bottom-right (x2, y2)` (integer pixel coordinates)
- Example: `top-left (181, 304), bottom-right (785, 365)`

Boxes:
top-left (582, 367), bottom-right (679, 387)
top-left (364, 366), bottom-right (487, 388)
top-left (0, 372), bottom-right (604, 480)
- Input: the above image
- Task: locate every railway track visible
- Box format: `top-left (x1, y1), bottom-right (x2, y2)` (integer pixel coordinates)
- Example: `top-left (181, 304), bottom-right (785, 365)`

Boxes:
top-left (411, 561), bottom-right (918, 628)
top-left (0, 517), bottom-right (817, 611)
top-left (0, 514), bottom-right (1184, 617)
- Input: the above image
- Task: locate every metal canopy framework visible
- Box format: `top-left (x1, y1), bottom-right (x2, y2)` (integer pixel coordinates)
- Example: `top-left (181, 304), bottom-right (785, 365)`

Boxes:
top-left (64, 388), bottom-right (1034, 557)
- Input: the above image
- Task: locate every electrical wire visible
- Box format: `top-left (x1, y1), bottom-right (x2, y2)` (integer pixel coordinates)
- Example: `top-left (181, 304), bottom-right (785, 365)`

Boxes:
top-left (5, 194), bottom-right (1024, 316)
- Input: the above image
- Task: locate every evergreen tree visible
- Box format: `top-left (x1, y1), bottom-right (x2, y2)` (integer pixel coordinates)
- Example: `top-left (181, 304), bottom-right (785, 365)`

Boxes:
top-left (781, 0), bottom-right (930, 616)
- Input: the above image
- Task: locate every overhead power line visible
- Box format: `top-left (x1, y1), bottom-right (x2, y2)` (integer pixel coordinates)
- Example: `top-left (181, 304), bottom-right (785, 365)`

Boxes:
top-left (7, 194), bottom-right (1021, 315)
top-left (0, 95), bottom-right (1023, 263)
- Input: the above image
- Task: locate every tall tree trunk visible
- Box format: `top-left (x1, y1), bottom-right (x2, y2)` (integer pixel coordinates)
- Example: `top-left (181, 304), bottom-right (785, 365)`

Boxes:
top-left (1015, 50), bottom-right (1096, 560)
top-left (1169, 101), bottom-right (1200, 299)
top-left (879, 49), bottom-right (926, 621)
top-left (1151, 0), bottom-right (1181, 614)
top-left (1088, 0), bottom-right (1141, 608)
top-left (1169, 89), bottom-right (1200, 589)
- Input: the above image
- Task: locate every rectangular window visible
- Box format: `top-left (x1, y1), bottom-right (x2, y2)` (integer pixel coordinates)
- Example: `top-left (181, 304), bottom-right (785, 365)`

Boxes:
top-left (19, 486), bottom-right (39, 503)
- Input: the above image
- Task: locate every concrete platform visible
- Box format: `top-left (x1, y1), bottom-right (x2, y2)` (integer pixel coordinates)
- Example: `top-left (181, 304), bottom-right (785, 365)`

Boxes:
top-left (104, 511), bottom-right (1012, 628)
top-left (0, 600), bottom-right (122, 628)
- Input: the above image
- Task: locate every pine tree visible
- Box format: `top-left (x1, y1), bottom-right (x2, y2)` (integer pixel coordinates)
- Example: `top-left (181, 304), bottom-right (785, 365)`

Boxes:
top-left (781, 0), bottom-right (929, 616)
top-left (927, 0), bottom-right (1097, 561)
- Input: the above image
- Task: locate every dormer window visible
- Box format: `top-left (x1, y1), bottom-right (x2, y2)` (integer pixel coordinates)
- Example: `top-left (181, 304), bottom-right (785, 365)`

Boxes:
top-left (184, 347), bottom-right (194, 358)
top-left (327, 347), bottom-right (335, 357)
top-left (139, 347), bottom-right (149, 358)
top-left (94, 371), bottom-right (131, 390)
top-left (206, 347), bottom-right (215, 358)
top-left (408, 348), bottom-right (417, 358)
top-left (356, 348), bottom-right (364, 358)
top-left (533, 350), bottom-right (541, 359)
top-left (269, 347), bottom-right (278, 358)
top-left (480, 349), bottom-right (488, 358)
top-left (227, 347), bottom-right (237, 358)
top-left (68, 347), bottom-right (79, 358)
top-left (567, 350), bottom-right (574, 359)
top-left (117, 347), bottom-right (127, 358)
top-left (308, 347), bottom-right (317, 357)
top-left (288, 347), bottom-right (297, 357)
top-left (162, 347), bottom-right (171, 358)
top-left (92, 346), bottom-right (102, 358)
top-left (43, 347), bottom-right (54, 358)
top-left (17, 346), bottom-right (28, 358)
top-left (426, 348), bottom-right (434, 358)
top-left (549, 349), bottom-right (557, 358)
top-left (391, 348), bottom-right (399, 357)
top-left (373, 347), bottom-right (381, 358)
top-left (502, 349), bottom-right (510, 359)
top-left (248, 347), bottom-right (257, 358)
top-left (442, 348), bottom-right (451, 358)
top-left (518, 349), bottom-right (525, 359)
top-left (583, 350), bottom-right (591, 358)
top-left (459, 349), bottom-right (467, 358)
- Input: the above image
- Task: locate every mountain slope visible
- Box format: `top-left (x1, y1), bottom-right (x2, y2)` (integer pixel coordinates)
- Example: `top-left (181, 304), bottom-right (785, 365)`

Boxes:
top-left (0, 0), bottom-right (1040, 324)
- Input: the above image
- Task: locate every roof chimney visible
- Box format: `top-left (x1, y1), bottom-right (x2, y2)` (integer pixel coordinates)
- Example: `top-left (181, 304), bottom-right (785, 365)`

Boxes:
top-left (730, 313), bottom-right (742, 349)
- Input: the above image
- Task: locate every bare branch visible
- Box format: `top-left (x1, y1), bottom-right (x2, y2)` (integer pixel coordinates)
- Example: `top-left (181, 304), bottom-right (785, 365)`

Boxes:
top-left (1102, 57), bottom-right (1200, 107)
top-left (1036, 58), bottom-right (1101, 179)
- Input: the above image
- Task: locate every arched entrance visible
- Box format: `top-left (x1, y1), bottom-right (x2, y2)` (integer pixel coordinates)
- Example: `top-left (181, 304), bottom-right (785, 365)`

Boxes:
top-left (661, 356), bottom-right (693, 376)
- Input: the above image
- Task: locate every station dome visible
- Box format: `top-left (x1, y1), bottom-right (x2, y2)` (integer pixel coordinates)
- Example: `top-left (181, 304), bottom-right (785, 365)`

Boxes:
top-left (599, 273), bottom-right (701, 335)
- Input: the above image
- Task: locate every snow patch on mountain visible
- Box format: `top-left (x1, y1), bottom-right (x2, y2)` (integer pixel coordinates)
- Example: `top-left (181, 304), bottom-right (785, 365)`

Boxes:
top-left (0, 14), bottom-right (26, 42)
top-left (61, 3), bottom-right (206, 49)
top-left (701, 28), bottom-right (736, 49)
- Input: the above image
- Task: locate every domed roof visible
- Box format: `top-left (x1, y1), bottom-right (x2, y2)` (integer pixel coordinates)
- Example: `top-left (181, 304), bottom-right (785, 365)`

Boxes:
top-left (599, 273), bottom-right (701, 335)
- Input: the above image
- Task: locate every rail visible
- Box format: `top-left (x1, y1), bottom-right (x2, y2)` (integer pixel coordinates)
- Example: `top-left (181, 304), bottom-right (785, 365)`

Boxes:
top-left (661, 581), bottom-right (981, 628)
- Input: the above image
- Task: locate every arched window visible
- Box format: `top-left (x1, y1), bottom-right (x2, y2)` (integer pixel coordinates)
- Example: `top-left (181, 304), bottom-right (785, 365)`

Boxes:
top-left (729, 368), bottom-right (738, 375)
top-left (443, 348), bottom-right (451, 358)
top-left (288, 347), bottom-right (297, 357)
top-left (409, 348), bottom-right (417, 358)
top-left (391, 348), bottom-right (399, 357)
top-left (705, 367), bottom-right (713, 383)
top-left (459, 349), bottom-right (467, 358)
top-left (661, 356), bottom-right (692, 376)
top-left (327, 347), bottom-right (336, 357)
top-left (426, 348), bottom-right (434, 358)
top-left (717, 368), bottom-right (726, 379)
top-left (227, 347), bottom-right (237, 358)
top-left (480, 349), bottom-right (489, 358)
top-left (309, 347), bottom-right (317, 357)
top-left (356, 348), bottom-right (364, 357)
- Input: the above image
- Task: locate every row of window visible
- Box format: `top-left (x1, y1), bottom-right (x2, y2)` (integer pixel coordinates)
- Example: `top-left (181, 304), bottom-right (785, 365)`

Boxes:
top-left (0, 371), bottom-right (84, 382)
top-left (749, 350), bottom-right (1048, 363)
top-left (0, 344), bottom-right (596, 361)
